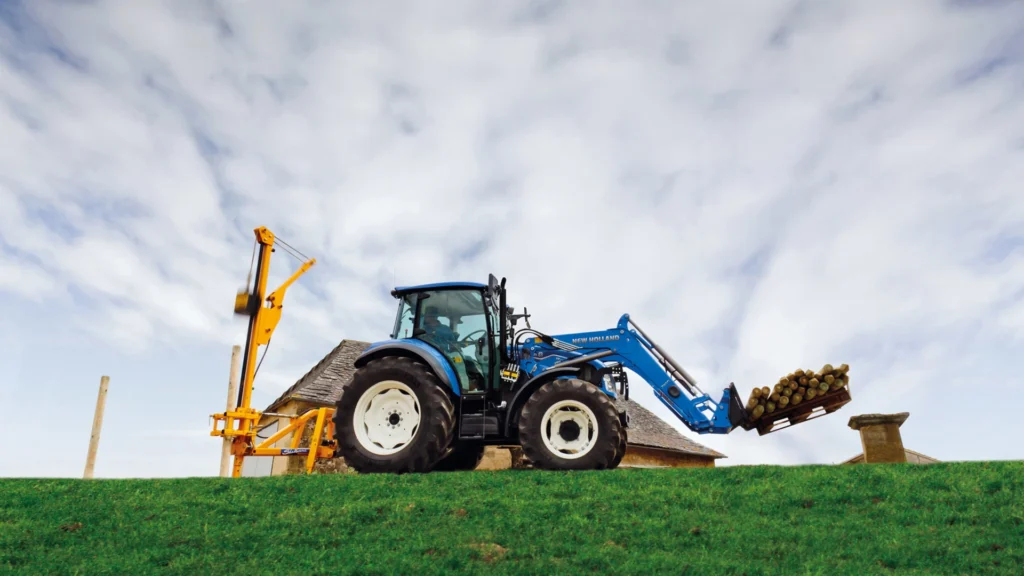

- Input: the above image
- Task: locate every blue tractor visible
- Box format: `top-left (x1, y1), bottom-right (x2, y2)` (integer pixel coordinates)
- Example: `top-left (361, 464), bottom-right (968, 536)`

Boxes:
top-left (332, 275), bottom-right (844, 473)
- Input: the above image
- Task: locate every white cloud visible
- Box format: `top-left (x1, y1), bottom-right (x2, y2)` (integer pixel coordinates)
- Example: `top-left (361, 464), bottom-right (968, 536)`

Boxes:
top-left (1, 0), bottom-right (1022, 477)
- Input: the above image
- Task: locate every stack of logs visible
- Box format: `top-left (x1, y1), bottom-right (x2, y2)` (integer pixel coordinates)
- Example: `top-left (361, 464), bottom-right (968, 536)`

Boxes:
top-left (746, 364), bottom-right (850, 421)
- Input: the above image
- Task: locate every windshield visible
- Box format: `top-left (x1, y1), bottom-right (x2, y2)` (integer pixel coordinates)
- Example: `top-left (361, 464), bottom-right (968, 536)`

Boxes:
top-left (396, 288), bottom-right (492, 393)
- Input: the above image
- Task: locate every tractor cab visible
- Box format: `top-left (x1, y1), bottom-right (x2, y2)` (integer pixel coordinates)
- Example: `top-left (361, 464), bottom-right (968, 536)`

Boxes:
top-left (389, 276), bottom-right (507, 395)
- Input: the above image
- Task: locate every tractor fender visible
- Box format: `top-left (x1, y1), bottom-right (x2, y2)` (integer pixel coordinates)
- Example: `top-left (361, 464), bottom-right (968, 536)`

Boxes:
top-left (503, 367), bottom-right (581, 436)
top-left (354, 340), bottom-right (461, 397)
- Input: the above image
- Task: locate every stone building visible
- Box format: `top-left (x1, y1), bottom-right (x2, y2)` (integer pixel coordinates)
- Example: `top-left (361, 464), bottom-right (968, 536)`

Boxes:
top-left (242, 339), bottom-right (725, 476)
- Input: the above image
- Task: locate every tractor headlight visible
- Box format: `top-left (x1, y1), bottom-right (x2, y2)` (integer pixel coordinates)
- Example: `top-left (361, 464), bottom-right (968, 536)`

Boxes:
top-left (602, 374), bottom-right (614, 391)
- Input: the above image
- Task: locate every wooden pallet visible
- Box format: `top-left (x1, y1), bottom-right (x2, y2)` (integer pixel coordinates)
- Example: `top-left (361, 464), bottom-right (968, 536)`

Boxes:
top-left (740, 386), bottom-right (852, 436)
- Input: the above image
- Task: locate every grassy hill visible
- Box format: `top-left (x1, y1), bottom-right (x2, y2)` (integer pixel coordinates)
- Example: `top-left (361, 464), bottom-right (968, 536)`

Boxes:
top-left (2, 460), bottom-right (1021, 575)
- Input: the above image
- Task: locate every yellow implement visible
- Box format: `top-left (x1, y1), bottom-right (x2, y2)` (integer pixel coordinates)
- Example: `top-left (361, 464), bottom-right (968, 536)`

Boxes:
top-left (210, 226), bottom-right (333, 477)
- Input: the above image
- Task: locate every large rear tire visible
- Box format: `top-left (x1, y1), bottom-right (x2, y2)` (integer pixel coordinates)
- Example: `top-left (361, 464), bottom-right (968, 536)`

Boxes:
top-left (334, 356), bottom-right (454, 474)
top-left (518, 378), bottom-right (623, 470)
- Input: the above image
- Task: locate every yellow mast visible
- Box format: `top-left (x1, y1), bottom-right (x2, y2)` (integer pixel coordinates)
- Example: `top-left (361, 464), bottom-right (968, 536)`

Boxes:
top-left (216, 226), bottom-right (316, 477)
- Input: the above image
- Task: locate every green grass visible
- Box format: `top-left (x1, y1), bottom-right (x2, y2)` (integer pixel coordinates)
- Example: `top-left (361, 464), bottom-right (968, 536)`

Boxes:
top-left (2, 461), bottom-right (1022, 575)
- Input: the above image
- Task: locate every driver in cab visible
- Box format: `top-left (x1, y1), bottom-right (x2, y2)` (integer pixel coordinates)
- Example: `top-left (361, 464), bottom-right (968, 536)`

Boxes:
top-left (422, 305), bottom-right (483, 393)
top-left (422, 306), bottom-right (458, 351)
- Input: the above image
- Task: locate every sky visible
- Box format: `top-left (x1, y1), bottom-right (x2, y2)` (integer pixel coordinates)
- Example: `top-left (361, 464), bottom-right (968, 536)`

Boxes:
top-left (1, 0), bottom-right (1022, 478)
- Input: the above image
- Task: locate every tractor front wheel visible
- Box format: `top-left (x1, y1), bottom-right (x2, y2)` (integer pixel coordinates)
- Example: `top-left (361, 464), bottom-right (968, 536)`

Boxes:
top-left (334, 356), bottom-right (455, 473)
top-left (518, 378), bottom-right (623, 470)
top-left (609, 426), bottom-right (627, 469)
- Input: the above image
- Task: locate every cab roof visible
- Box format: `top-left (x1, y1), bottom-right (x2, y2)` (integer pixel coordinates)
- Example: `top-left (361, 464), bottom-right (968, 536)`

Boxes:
top-left (391, 281), bottom-right (487, 297)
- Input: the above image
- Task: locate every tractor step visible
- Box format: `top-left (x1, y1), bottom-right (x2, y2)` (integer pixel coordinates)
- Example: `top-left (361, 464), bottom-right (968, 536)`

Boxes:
top-left (743, 386), bottom-right (853, 436)
top-left (459, 413), bottom-right (499, 439)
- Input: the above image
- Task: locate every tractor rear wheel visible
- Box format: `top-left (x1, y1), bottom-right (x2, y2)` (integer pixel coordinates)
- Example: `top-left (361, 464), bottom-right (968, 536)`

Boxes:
top-left (334, 356), bottom-right (455, 474)
top-left (431, 442), bottom-right (486, 471)
top-left (518, 378), bottom-right (623, 470)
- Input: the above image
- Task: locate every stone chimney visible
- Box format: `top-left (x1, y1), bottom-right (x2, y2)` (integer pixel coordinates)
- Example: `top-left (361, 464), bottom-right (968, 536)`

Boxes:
top-left (847, 412), bottom-right (910, 463)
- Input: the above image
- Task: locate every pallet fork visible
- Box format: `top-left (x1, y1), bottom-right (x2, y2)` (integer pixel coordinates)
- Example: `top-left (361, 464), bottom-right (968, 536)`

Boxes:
top-left (209, 226), bottom-right (333, 477)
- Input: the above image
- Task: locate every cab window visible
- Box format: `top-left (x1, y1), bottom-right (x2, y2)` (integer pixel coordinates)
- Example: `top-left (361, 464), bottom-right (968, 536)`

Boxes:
top-left (413, 290), bottom-right (491, 393)
top-left (392, 294), bottom-right (416, 339)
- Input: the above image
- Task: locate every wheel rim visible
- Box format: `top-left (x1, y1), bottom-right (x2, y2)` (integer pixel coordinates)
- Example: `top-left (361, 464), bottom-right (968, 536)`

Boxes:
top-left (540, 399), bottom-right (599, 459)
top-left (353, 380), bottom-right (422, 455)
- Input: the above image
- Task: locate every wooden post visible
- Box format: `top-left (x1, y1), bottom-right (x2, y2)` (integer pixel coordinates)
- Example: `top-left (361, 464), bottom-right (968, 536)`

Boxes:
top-left (220, 345), bottom-right (242, 477)
top-left (83, 376), bottom-right (110, 479)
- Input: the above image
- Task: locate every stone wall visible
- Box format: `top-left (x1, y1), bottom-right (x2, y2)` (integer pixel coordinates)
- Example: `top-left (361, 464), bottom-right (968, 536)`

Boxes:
top-left (298, 403), bottom-right (353, 475)
top-left (476, 447), bottom-right (513, 470)
top-left (620, 445), bottom-right (716, 468)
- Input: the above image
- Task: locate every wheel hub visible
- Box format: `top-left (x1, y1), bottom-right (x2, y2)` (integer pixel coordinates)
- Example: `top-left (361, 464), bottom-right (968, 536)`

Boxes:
top-left (558, 420), bottom-right (581, 442)
top-left (540, 399), bottom-right (599, 459)
top-left (353, 380), bottom-right (422, 455)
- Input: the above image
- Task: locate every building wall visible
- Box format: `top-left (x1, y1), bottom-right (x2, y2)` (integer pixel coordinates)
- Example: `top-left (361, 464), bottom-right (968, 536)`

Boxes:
top-left (278, 400), bottom-right (351, 475)
top-left (243, 399), bottom-right (336, 477)
top-left (905, 450), bottom-right (939, 464)
top-left (619, 445), bottom-right (716, 468)
top-left (475, 445), bottom-right (715, 470)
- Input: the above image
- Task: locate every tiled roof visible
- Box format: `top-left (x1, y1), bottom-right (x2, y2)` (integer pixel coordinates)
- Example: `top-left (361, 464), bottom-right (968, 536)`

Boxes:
top-left (841, 448), bottom-right (940, 465)
top-left (614, 397), bottom-right (726, 458)
top-left (265, 339), bottom-right (725, 459)
top-left (265, 340), bottom-right (370, 412)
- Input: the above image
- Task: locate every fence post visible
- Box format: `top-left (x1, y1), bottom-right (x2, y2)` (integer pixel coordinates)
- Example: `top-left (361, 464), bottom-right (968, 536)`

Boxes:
top-left (83, 375), bottom-right (110, 479)
top-left (220, 345), bottom-right (242, 477)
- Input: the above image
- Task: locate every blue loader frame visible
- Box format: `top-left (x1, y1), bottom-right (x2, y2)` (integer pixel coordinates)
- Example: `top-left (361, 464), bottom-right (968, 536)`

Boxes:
top-left (521, 314), bottom-right (744, 434)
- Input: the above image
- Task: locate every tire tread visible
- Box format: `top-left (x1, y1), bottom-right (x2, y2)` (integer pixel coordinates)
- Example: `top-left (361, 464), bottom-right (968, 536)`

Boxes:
top-left (333, 356), bottom-right (454, 473)
top-left (518, 378), bottom-right (622, 470)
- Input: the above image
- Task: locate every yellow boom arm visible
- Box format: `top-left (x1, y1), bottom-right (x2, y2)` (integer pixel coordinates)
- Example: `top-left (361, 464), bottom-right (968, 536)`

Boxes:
top-left (211, 226), bottom-right (324, 477)
top-left (233, 226), bottom-right (316, 412)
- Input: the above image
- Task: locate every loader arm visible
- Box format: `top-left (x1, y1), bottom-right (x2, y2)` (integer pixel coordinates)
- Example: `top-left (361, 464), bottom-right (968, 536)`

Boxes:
top-left (520, 313), bottom-right (743, 434)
